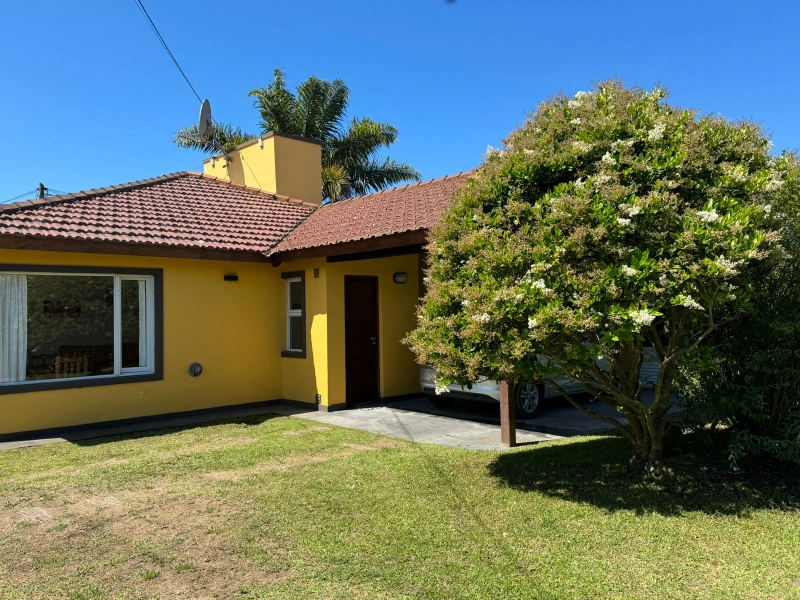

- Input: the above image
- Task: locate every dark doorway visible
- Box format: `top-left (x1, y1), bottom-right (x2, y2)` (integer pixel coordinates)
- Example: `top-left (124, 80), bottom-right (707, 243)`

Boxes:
top-left (344, 276), bottom-right (380, 405)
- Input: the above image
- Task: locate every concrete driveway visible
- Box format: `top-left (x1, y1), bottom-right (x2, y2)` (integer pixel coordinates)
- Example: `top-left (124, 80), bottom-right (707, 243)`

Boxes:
top-left (390, 393), bottom-right (639, 436)
top-left (268, 392), bottom-right (661, 451)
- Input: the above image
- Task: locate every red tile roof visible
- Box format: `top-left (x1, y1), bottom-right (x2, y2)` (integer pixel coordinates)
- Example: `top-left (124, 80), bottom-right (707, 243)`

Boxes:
top-left (0, 172), bottom-right (317, 254)
top-left (270, 172), bottom-right (469, 255)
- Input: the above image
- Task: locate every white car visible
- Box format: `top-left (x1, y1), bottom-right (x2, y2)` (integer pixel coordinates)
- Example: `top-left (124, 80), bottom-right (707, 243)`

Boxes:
top-left (419, 349), bottom-right (657, 419)
top-left (418, 366), bottom-right (585, 419)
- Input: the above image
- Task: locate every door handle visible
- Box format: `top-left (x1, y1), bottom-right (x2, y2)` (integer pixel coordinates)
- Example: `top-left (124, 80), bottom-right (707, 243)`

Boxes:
top-left (370, 337), bottom-right (377, 345)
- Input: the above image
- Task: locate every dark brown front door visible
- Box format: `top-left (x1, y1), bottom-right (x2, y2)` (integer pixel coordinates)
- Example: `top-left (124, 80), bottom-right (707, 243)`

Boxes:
top-left (345, 276), bottom-right (379, 405)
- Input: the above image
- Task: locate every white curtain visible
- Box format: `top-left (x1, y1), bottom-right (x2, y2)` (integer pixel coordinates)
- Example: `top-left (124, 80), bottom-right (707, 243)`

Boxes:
top-left (0, 274), bottom-right (28, 383)
top-left (138, 280), bottom-right (147, 367)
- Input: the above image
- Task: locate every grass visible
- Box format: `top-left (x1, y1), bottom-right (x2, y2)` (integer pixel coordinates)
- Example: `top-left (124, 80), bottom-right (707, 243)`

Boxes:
top-left (0, 414), bottom-right (798, 599)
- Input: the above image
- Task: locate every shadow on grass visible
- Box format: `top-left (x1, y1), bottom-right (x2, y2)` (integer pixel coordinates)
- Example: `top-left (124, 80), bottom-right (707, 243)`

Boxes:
top-left (487, 434), bottom-right (800, 516)
top-left (69, 414), bottom-right (282, 448)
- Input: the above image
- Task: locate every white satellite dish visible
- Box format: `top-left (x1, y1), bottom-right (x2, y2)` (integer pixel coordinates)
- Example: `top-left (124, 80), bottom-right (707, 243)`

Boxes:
top-left (198, 99), bottom-right (213, 142)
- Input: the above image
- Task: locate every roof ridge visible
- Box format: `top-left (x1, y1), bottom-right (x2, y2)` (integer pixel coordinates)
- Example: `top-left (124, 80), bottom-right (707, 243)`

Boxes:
top-left (187, 172), bottom-right (321, 210)
top-left (0, 172), bottom-right (192, 214)
top-left (317, 171), bottom-right (473, 208)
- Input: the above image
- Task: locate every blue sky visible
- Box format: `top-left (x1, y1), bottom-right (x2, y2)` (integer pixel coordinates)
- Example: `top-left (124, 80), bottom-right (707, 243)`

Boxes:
top-left (1, 0), bottom-right (798, 201)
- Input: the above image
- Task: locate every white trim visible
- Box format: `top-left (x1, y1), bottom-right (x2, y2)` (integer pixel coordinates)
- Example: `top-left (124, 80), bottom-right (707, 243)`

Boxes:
top-left (285, 277), bottom-right (303, 352)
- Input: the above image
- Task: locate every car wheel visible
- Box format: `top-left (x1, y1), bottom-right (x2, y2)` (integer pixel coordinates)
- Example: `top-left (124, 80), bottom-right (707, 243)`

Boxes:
top-left (426, 394), bottom-right (456, 409)
top-left (515, 382), bottom-right (544, 419)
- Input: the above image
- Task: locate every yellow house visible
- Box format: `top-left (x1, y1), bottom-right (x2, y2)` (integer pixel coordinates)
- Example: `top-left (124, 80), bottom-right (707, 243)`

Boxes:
top-left (0, 133), bottom-right (467, 439)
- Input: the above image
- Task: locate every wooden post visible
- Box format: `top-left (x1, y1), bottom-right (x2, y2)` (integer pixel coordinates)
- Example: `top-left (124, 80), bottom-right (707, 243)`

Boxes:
top-left (499, 380), bottom-right (517, 447)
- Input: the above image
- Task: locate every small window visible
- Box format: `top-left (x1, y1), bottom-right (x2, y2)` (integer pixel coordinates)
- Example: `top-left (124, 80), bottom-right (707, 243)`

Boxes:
top-left (282, 271), bottom-right (305, 357)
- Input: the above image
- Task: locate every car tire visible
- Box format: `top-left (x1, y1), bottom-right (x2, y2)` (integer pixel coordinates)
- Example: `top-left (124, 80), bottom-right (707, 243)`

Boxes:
top-left (426, 394), bottom-right (456, 409)
top-left (515, 382), bottom-right (544, 419)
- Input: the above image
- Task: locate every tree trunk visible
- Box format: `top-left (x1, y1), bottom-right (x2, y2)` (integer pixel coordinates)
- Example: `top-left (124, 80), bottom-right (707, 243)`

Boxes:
top-left (626, 367), bottom-right (674, 477)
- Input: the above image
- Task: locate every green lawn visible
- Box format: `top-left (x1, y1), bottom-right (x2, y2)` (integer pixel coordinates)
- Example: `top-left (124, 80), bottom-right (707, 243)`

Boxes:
top-left (0, 415), bottom-right (798, 600)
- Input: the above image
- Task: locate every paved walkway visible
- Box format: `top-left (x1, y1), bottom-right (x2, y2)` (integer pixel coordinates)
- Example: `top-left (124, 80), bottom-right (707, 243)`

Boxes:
top-left (268, 403), bottom-right (563, 451)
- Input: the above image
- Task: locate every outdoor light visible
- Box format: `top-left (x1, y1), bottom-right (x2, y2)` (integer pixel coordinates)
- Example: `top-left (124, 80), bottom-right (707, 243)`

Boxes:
top-left (393, 272), bottom-right (408, 284)
top-left (224, 273), bottom-right (239, 282)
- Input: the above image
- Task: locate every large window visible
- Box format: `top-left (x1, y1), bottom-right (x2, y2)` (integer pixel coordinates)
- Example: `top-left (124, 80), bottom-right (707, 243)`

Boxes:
top-left (0, 267), bottom-right (161, 392)
top-left (281, 271), bottom-right (305, 358)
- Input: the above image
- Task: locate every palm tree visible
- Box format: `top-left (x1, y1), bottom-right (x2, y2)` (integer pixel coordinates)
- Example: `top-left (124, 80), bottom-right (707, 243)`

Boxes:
top-left (174, 68), bottom-right (421, 202)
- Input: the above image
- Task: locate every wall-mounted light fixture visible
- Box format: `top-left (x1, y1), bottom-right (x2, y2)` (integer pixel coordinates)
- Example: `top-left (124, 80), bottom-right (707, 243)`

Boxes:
top-left (224, 273), bottom-right (239, 282)
top-left (393, 272), bottom-right (409, 284)
top-left (258, 136), bottom-right (264, 148)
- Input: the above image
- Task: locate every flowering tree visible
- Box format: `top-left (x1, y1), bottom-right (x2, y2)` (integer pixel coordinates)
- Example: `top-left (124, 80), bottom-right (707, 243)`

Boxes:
top-left (406, 81), bottom-right (790, 473)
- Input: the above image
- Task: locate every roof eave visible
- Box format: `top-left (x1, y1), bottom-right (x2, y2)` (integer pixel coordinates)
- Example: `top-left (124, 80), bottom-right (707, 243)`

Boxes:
top-left (267, 228), bottom-right (428, 265)
top-left (0, 234), bottom-right (271, 263)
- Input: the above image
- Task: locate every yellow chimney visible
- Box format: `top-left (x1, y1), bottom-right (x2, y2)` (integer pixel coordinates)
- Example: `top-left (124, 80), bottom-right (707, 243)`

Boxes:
top-left (202, 132), bottom-right (322, 204)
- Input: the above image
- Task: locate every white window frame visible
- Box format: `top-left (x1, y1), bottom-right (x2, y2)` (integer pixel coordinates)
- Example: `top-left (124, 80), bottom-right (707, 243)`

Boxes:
top-left (117, 275), bottom-right (156, 375)
top-left (285, 276), bottom-right (303, 352)
top-left (0, 271), bottom-right (156, 387)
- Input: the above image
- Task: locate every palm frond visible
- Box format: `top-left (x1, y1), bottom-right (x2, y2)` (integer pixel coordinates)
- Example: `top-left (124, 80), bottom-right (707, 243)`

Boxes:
top-left (296, 76), bottom-right (330, 140)
top-left (249, 67), bottom-right (303, 135)
top-left (321, 163), bottom-right (350, 203)
top-left (319, 79), bottom-right (349, 142)
top-left (328, 118), bottom-right (400, 168)
top-left (173, 122), bottom-right (255, 155)
top-left (345, 157), bottom-right (421, 197)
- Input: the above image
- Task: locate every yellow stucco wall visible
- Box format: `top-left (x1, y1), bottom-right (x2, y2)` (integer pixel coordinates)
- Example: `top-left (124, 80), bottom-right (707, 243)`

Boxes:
top-left (278, 258), bottom-right (329, 406)
top-left (202, 134), bottom-right (322, 204)
top-left (325, 254), bottom-right (421, 407)
top-left (0, 248), bottom-right (422, 434)
top-left (0, 249), bottom-right (284, 435)
top-left (278, 254), bottom-right (421, 408)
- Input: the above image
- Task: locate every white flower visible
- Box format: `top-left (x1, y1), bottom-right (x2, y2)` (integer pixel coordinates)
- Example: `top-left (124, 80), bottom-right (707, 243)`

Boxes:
top-left (764, 175), bottom-right (784, 192)
top-left (617, 217), bottom-right (631, 226)
top-left (567, 100), bottom-right (581, 108)
top-left (619, 203), bottom-right (641, 217)
top-left (574, 178), bottom-right (585, 189)
top-left (434, 380), bottom-right (449, 395)
top-left (763, 204), bottom-right (772, 214)
top-left (715, 256), bottom-right (741, 277)
top-left (571, 118), bottom-right (582, 125)
top-left (658, 273), bottom-right (670, 287)
top-left (621, 265), bottom-right (638, 277)
top-left (528, 317), bottom-right (538, 330)
top-left (611, 139), bottom-right (635, 152)
top-left (575, 91), bottom-right (588, 99)
top-left (680, 295), bottom-right (704, 311)
top-left (697, 209), bottom-right (720, 223)
top-left (601, 152), bottom-right (615, 165)
top-left (486, 145), bottom-right (501, 157)
top-left (474, 312), bottom-right (491, 324)
top-left (727, 293), bottom-right (737, 301)
top-left (573, 140), bottom-right (593, 153)
top-left (593, 174), bottom-right (612, 186)
top-left (725, 165), bottom-right (748, 183)
top-left (461, 299), bottom-right (470, 307)
top-left (648, 122), bottom-right (666, 141)
top-left (515, 294), bottom-right (524, 301)
top-left (532, 279), bottom-right (548, 290)
top-left (524, 149), bottom-right (536, 156)
top-left (630, 309), bottom-right (656, 327)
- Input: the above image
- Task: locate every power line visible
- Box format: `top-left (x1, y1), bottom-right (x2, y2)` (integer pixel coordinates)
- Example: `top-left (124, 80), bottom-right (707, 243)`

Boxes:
top-left (1, 189), bottom-right (37, 204)
top-left (131, 0), bottom-right (202, 104)
top-left (1, 186), bottom-right (69, 204)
